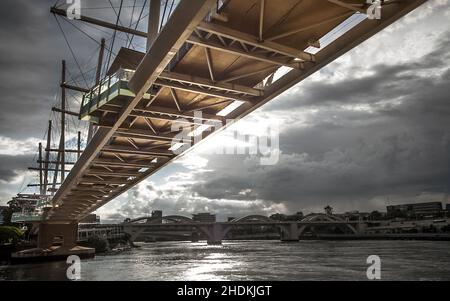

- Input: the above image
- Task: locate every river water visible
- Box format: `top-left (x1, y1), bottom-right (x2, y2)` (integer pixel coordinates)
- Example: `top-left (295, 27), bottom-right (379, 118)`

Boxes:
top-left (1, 240), bottom-right (449, 281)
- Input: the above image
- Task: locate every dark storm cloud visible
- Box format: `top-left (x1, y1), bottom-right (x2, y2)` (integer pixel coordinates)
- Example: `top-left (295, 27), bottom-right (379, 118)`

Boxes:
top-left (266, 30), bottom-right (450, 111)
top-left (0, 0), bottom-right (62, 138)
top-left (188, 31), bottom-right (450, 212)
top-left (0, 0), bottom-right (141, 204)
top-left (0, 0), bottom-right (116, 139)
top-left (0, 154), bottom-right (34, 182)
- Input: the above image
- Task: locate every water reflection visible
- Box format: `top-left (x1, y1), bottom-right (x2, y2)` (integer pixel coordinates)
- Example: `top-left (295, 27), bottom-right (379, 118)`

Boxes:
top-left (1, 240), bottom-right (450, 281)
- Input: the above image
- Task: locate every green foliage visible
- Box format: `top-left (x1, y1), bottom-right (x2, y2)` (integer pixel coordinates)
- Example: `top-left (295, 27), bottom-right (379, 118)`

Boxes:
top-left (86, 236), bottom-right (109, 253)
top-left (0, 226), bottom-right (23, 244)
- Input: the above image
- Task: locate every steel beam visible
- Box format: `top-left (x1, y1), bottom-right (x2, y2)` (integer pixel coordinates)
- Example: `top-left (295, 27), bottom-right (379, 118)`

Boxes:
top-left (195, 21), bottom-right (314, 61)
top-left (186, 35), bottom-right (304, 68)
top-left (50, 0), bottom-right (216, 220)
top-left (46, 148), bottom-right (83, 153)
top-left (92, 159), bottom-right (157, 169)
top-left (113, 128), bottom-right (182, 141)
top-left (50, 7), bottom-right (147, 37)
top-left (154, 78), bottom-right (251, 101)
top-left (60, 83), bottom-right (89, 93)
top-left (101, 145), bottom-right (173, 157)
top-left (159, 71), bottom-right (263, 96)
top-left (52, 107), bottom-right (79, 117)
top-left (86, 171), bottom-right (141, 177)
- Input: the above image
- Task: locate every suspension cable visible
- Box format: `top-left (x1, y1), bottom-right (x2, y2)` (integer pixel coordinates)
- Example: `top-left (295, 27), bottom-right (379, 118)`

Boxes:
top-left (127, 0), bottom-right (148, 49)
top-left (54, 14), bottom-right (89, 87)
top-left (160, 0), bottom-right (169, 32)
top-left (105, 0), bottom-right (124, 81)
top-left (108, 0), bottom-right (132, 48)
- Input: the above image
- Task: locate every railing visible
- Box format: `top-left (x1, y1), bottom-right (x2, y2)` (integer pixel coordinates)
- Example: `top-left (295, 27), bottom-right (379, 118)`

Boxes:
top-left (79, 68), bottom-right (136, 120)
top-left (11, 212), bottom-right (43, 223)
top-left (77, 224), bottom-right (126, 241)
top-left (80, 1), bottom-right (229, 118)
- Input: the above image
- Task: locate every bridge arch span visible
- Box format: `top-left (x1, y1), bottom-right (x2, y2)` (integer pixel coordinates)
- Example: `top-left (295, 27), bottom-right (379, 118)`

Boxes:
top-left (125, 215), bottom-right (193, 224)
top-left (298, 214), bottom-right (357, 236)
top-left (230, 215), bottom-right (273, 223)
top-left (162, 215), bottom-right (193, 223)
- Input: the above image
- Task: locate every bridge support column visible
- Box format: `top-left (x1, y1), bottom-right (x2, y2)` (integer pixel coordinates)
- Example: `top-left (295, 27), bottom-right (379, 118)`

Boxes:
top-left (123, 225), bottom-right (145, 243)
top-left (355, 222), bottom-right (367, 235)
top-left (38, 221), bottom-right (78, 249)
top-left (280, 222), bottom-right (299, 242)
top-left (197, 224), bottom-right (230, 245)
top-left (207, 224), bottom-right (224, 245)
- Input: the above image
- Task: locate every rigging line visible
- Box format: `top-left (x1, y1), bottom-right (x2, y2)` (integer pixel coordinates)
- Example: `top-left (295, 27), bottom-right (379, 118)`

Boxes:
top-left (79, 16), bottom-right (139, 46)
top-left (127, 0), bottom-right (147, 48)
top-left (66, 68), bottom-right (87, 88)
top-left (129, 0), bottom-right (137, 34)
top-left (168, 0), bottom-right (175, 19)
top-left (54, 14), bottom-right (90, 88)
top-left (160, 0), bottom-right (169, 32)
top-left (61, 16), bottom-right (102, 46)
top-left (127, 1), bottom-right (138, 51)
top-left (66, 61), bottom-right (108, 89)
top-left (105, 0), bottom-right (124, 81)
top-left (68, 59), bottom-right (107, 93)
top-left (67, 59), bottom-right (102, 82)
top-left (125, 0), bottom-right (138, 50)
top-left (108, 0), bottom-right (133, 48)
top-left (77, 44), bottom-right (102, 79)
top-left (162, 0), bottom-right (175, 29)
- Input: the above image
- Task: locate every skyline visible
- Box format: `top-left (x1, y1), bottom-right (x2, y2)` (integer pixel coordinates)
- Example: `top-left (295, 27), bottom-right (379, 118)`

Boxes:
top-left (0, 0), bottom-right (449, 223)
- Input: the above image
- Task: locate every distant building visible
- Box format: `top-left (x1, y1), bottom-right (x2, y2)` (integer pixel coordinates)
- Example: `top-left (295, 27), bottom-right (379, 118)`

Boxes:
top-left (387, 202), bottom-right (443, 217)
top-left (192, 213), bottom-right (216, 223)
top-left (269, 212), bottom-right (303, 221)
top-left (324, 205), bottom-right (333, 215)
top-left (151, 210), bottom-right (163, 218)
top-left (338, 211), bottom-right (370, 221)
top-left (446, 204), bottom-right (450, 211)
top-left (80, 214), bottom-right (100, 224)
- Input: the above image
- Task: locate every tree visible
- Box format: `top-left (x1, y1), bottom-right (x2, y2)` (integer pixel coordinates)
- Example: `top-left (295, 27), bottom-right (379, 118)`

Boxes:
top-left (324, 205), bottom-right (333, 215)
top-left (269, 213), bottom-right (287, 221)
top-left (1, 199), bottom-right (22, 225)
top-left (0, 226), bottom-right (23, 244)
top-left (369, 210), bottom-right (383, 221)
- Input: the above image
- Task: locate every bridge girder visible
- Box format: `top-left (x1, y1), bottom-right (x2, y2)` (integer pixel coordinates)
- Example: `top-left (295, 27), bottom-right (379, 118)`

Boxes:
top-left (46, 0), bottom-right (427, 221)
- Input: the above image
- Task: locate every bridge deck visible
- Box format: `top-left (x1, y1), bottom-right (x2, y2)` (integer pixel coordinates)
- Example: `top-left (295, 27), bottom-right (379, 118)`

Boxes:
top-left (47, 0), bottom-right (426, 221)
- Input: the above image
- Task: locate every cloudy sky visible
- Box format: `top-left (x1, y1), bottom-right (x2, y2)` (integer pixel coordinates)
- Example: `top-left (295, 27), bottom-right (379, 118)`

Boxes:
top-left (0, 0), bottom-right (449, 222)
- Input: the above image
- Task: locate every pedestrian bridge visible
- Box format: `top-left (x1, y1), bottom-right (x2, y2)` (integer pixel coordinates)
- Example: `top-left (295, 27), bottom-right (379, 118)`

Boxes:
top-left (34, 0), bottom-right (426, 250)
top-left (46, 0), bottom-right (426, 222)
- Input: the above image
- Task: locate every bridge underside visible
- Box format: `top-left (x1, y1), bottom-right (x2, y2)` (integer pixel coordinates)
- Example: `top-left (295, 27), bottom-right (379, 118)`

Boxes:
top-left (46, 0), bottom-right (426, 221)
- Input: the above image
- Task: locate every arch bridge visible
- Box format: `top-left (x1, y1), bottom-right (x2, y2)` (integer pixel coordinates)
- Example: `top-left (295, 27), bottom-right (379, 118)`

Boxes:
top-left (122, 214), bottom-right (366, 244)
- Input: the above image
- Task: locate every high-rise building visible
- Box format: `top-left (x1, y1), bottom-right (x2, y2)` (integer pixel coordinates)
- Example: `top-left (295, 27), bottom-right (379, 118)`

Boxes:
top-left (151, 210), bottom-right (163, 218)
top-left (192, 213), bottom-right (216, 223)
top-left (80, 214), bottom-right (100, 224)
top-left (387, 202), bottom-right (442, 217)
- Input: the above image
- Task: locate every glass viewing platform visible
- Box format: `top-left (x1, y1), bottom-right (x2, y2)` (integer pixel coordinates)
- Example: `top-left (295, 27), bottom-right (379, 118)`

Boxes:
top-left (79, 68), bottom-right (152, 122)
top-left (11, 212), bottom-right (44, 223)
top-left (10, 195), bottom-right (51, 223)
